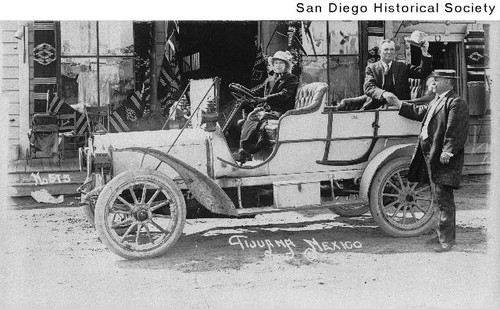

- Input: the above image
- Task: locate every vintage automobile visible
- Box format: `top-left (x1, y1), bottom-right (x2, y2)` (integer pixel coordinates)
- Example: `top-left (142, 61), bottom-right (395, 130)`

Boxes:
top-left (79, 78), bottom-right (437, 260)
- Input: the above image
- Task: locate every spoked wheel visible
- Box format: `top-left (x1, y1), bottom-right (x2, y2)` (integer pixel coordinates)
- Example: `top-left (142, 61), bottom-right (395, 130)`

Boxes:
top-left (95, 169), bottom-right (186, 260)
top-left (369, 157), bottom-right (437, 237)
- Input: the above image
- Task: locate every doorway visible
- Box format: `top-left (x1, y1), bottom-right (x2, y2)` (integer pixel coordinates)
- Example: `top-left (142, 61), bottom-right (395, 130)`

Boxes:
top-left (410, 41), bottom-right (464, 96)
top-left (179, 21), bottom-right (259, 149)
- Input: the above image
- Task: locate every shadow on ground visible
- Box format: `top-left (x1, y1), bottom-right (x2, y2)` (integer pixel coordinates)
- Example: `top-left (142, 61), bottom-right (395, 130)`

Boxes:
top-left (115, 214), bottom-right (487, 272)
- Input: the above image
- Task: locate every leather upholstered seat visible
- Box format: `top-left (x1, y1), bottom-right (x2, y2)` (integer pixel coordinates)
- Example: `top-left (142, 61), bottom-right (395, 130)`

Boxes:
top-left (264, 82), bottom-right (328, 141)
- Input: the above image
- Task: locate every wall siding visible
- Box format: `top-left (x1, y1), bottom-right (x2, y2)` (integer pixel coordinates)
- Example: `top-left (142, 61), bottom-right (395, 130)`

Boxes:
top-left (2, 22), bottom-right (22, 160)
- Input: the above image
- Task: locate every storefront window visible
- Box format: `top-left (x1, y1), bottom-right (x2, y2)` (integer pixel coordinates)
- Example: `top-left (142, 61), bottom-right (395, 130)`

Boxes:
top-left (328, 56), bottom-right (360, 103)
top-left (60, 21), bottom-right (134, 109)
top-left (299, 21), bottom-right (361, 103)
top-left (301, 21), bottom-right (328, 55)
top-left (301, 56), bottom-right (328, 83)
top-left (61, 22), bottom-right (97, 55)
top-left (98, 21), bottom-right (134, 56)
top-left (328, 21), bottom-right (359, 55)
top-left (99, 58), bottom-right (134, 108)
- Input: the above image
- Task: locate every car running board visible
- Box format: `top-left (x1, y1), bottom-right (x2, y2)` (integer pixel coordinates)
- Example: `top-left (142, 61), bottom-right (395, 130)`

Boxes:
top-left (236, 198), bottom-right (367, 216)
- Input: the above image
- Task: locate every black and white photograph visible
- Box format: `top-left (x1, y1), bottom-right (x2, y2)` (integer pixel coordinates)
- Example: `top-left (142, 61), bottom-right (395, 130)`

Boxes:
top-left (1, 1), bottom-right (499, 307)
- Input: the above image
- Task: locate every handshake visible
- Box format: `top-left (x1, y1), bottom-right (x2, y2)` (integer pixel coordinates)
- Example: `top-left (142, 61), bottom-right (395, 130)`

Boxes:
top-left (382, 91), bottom-right (402, 108)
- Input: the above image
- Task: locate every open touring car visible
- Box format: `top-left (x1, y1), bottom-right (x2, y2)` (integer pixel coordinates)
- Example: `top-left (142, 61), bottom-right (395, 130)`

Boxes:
top-left (78, 77), bottom-right (437, 259)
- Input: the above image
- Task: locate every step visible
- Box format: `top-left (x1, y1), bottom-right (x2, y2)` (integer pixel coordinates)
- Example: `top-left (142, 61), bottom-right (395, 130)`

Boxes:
top-left (9, 182), bottom-right (84, 198)
top-left (236, 198), bottom-right (366, 216)
top-left (462, 163), bottom-right (491, 175)
top-left (464, 153), bottom-right (490, 165)
top-left (8, 158), bottom-right (81, 174)
top-left (465, 142), bottom-right (490, 154)
top-left (8, 170), bottom-right (87, 197)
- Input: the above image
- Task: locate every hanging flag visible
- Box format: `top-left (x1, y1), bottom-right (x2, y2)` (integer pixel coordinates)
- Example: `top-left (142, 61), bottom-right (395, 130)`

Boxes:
top-left (47, 93), bottom-right (88, 135)
top-left (109, 90), bottom-right (144, 133)
top-left (109, 106), bottom-right (131, 132)
top-left (250, 42), bottom-right (268, 87)
top-left (142, 60), bottom-right (152, 105)
top-left (134, 22), bottom-right (154, 114)
top-left (157, 21), bottom-right (181, 115)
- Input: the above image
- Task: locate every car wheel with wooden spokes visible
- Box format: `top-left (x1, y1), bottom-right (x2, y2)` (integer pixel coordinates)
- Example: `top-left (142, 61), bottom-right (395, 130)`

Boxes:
top-left (95, 169), bottom-right (186, 260)
top-left (369, 156), bottom-right (438, 237)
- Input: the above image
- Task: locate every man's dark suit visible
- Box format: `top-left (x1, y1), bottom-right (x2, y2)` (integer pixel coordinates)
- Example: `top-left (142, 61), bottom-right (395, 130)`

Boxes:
top-left (363, 56), bottom-right (433, 110)
top-left (239, 72), bottom-right (299, 154)
top-left (399, 91), bottom-right (469, 245)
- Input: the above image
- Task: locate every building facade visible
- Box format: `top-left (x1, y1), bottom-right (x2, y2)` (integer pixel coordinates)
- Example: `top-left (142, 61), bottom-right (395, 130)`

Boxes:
top-left (1, 20), bottom-right (494, 173)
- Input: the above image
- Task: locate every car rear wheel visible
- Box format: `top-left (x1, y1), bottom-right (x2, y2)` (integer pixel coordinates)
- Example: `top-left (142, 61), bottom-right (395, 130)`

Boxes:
top-left (369, 156), bottom-right (437, 237)
top-left (95, 169), bottom-right (186, 259)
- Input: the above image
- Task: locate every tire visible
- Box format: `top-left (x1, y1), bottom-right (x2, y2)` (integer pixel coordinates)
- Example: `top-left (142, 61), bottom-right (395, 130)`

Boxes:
top-left (95, 169), bottom-right (186, 260)
top-left (329, 203), bottom-right (369, 217)
top-left (369, 156), bottom-right (438, 237)
top-left (81, 173), bottom-right (103, 228)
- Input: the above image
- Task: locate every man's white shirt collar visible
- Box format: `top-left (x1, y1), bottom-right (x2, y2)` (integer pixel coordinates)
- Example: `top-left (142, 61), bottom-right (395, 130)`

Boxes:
top-left (381, 61), bottom-right (392, 72)
top-left (438, 90), bottom-right (451, 98)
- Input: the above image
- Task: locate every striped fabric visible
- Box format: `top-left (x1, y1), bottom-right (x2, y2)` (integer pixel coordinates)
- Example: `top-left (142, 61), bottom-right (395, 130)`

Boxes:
top-left (47, 94), bottom-right (88, 135)
top-left (157, 21), bottom-right (181, 114)
top-left (109, 91), bottom-right (145, 133)
top-left (109, 108), bottom-right (131, 132)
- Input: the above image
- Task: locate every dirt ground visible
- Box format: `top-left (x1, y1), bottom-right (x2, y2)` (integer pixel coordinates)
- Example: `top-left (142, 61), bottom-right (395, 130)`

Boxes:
top-left (1, 175), bottom-right (498, 308)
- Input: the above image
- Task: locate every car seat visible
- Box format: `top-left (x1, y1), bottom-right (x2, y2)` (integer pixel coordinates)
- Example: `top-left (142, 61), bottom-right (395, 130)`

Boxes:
top-left (264, 82), bottom-right (329, 142)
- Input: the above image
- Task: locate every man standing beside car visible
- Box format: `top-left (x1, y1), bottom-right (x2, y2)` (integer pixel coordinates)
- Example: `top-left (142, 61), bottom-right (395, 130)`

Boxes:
top-left (386, 70), bottom-right (469, 252)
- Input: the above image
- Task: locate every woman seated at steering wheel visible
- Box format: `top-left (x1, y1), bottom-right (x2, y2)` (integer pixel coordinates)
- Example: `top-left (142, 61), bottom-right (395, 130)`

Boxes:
top-left (233, 50), bottom-right (299, 163)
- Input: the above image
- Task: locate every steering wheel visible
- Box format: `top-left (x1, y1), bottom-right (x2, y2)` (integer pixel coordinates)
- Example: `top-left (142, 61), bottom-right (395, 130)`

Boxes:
top-left (222, 83), bottom-right (259, 133)
top-left (228, 83), bottom-right (258, 106)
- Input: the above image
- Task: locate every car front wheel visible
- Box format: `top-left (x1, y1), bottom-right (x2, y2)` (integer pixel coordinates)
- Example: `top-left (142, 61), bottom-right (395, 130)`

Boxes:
top-left (369, 156), bottom-right (438, 237)
top-left (95, 169), bottom-right (186, 259)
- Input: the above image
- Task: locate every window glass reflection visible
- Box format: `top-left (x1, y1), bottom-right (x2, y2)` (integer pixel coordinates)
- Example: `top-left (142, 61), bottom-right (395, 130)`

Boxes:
top-left (61, 58), bottom-right (98, 110)
top-left (329, 56), bottom-right (360, 103)
top-left (61, 21), bottom-right (97, 55)
top-left (99, 21), bottom-right (134, 55)
top-left (301, 21), bottom-right (328, 56)
top-left (328, 21), bottom-right (359, 55)
top-left (99, 58), bottom-right (135, 109)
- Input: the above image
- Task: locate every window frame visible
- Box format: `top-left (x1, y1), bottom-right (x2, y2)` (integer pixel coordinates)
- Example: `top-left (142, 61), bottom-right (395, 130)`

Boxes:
top-left (56, 21), bottom-right (136, 107)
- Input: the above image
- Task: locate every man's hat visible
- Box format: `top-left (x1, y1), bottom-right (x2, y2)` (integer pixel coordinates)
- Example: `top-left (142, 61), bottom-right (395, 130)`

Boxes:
top-left (405, 30), bottom-right (428, 47)
top-left (268, 50), bottom-right (293, 72)
top-left (429, 69), bottom-right (460, 79)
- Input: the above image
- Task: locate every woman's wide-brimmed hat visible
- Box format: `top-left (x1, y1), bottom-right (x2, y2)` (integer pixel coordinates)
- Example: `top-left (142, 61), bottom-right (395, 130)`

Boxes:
top-left (429, 69), bottom-right (460, 79)
top-left (268, 50), bottom-right (293, 72)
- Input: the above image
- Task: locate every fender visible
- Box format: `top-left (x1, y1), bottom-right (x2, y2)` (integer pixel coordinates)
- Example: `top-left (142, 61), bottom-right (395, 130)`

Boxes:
top-left (359, 144), bottom-right (415, 202)
top-left (116, 147), bottom-right (238, 217)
